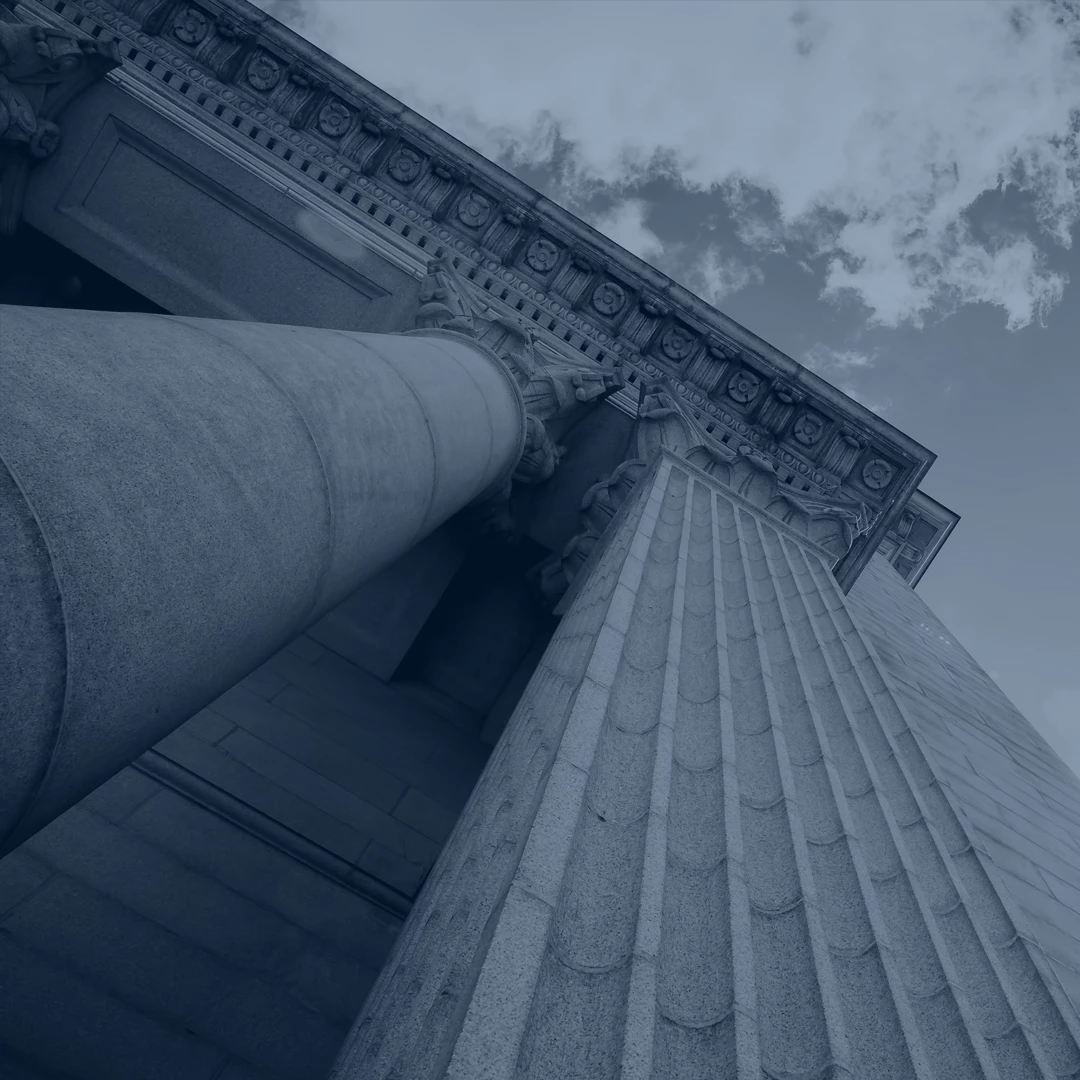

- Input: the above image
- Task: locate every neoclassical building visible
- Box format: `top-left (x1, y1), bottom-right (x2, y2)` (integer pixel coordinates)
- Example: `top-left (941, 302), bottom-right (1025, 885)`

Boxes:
top-left (2, 1), bottom-right (1080, 1078)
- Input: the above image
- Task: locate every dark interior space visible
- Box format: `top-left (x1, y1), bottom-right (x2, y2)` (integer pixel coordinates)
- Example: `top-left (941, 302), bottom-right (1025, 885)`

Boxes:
top-left (392, 534), bottom-right (558, 739)
top-left (0, 223), bottom-right (167, 314)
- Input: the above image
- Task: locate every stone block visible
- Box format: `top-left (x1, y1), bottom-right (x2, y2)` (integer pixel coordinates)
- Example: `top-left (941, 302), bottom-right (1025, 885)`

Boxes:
top-left (285, 947), bottom-right (380, 1028)
top-left (357, 841), bottom-right (430, 897)
top-left (20, 806), bottom-right (313, 975)
top-left (79, 765), bottom-right (164, 824)
top-left (393, 787), bottom-right (459, 844)
top-left (270, 683), bottom-right (431, 785)
top-left (154, 728), bottom-right (368, 863)
top-left (204, 685), bottom-right (407, 812)
top-left (0, 932), bottom-right (224, 1080)
top-left (181, 707), bottom-right (236, 745)
top-left (216, 1063), bottom-right (281, 1080)
top-left (214, 729), bottom-right (433, 864)
top-left (275, 648), bottom-right (457, 751)
top-left (406, 752), bottom-right (487, 816)
top-left (124, 789), bottom-right (401, 967)
top-left (283, 634), bottom-right (328, 664)
top-left (237, 661), bottom-right (290, 701)
top-left (0, 849), bottom-right (52, 919)
top-left (4, 871), bottom-right (348, 1078)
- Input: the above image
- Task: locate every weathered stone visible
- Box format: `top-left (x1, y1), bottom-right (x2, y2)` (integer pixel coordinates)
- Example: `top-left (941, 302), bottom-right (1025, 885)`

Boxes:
top-left (0, 304), bottom-right (525, 853)
top-left (331, 450), bottom-right (1080, 1080)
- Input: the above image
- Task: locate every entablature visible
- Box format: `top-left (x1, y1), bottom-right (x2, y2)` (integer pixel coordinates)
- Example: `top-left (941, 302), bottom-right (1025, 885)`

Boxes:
top-left (11, 0), bottom-right (950, 589)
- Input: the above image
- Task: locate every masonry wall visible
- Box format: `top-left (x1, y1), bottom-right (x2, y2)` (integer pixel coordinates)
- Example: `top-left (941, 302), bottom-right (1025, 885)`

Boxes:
top-left (0, 619), bottom-right (494, 1079)
top-left (847, 554), bottom-right (1080, 1023)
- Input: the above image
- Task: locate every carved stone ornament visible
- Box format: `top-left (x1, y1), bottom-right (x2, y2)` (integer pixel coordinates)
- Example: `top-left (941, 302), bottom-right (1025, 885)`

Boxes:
top-left (727, 368), bottom-right (762, 405)
top-left (532, 458), bottom-right (649, 606)
top-left (791, 410), bottom-right (825, 446)
top-left (590, 281), bottom-right (626, 316)
top-left (246, 52), bottom-right (281, 91)
top-left (512, 414), bottom-right (565, 484)
top-left (861, 457), bottom-right (895, 490)
top-left (172, 5), bottom-right (210, 45)
top-left (639, 295), bottom-right (668, 318)
top-left (660, 325), bottom-right (695, 361)
top-left (632, 378), bottom-right (724, 463)
top-left (0, 14), bottom-right (121, 235)
top-left (412, 254), bottom-right (625, 533)
top-left (387, 146), bottom-right (422, 184)
top-left (457, 190), bottom-right (492, 229)
top-left (317, 99), bottom-right (351, 138)
top-left (526, 237), bottom-right (559, 273)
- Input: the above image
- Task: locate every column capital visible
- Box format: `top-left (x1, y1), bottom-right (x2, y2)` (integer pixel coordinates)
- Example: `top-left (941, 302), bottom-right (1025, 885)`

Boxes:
top-left (535, 373), bottom-right (881, 610)
top-left (413, 253), bottom-right (625, 535)
top-left (0, 6), bottom-right (120, 234)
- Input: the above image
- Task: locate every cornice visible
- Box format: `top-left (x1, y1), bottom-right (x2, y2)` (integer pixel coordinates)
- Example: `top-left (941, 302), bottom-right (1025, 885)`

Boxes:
top-left (878, 488), bottom-right (960, 588)
top-left (17, 0), bottom-right (943, 589)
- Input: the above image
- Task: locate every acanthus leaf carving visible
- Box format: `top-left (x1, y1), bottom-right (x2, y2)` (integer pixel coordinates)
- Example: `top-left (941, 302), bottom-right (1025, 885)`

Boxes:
top-left (531, 458), bottom-right (648, 607)
top-left (412, 255), bottom-right (625, 526)
top-left (633, 377), bottom-right (733, 463)
top-left (0, 13), bottom-right (121, 235)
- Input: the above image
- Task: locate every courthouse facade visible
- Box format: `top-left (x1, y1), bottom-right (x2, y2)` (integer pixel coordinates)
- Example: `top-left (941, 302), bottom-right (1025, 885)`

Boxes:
top-left (2, 1), bottom-right (1080, 1077)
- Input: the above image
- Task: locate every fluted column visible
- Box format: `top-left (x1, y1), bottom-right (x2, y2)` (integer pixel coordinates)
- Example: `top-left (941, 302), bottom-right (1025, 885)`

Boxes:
top-left (0, 306), bottom-right (526, 854)
top-left (332, 448), bottom-right (1080, 1080)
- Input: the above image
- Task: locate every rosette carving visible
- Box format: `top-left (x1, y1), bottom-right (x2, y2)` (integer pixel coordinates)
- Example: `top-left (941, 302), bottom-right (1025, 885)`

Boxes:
top-left (591, 281), bottom-right (626, 315)
top-left (525, 237), bottom-right (559, 273)
top-left (457, 191), bottom-right (492, 229)
top-left (387, 146), bottom-right (422, 183)
top-left (172, 6), bottom-right (209, 45)
top-left (317, 99), bottom-right (352, 137)
top-left (727, 368), bottom-right (762, 405)
top-left (861, 457), bottom-right (894, 490)
top-left (792, 410), bottom-right (825, 446)
top-left (660, 324), bottom-right (695, 361)
top-left (246, 52), bottom-right (282, 91)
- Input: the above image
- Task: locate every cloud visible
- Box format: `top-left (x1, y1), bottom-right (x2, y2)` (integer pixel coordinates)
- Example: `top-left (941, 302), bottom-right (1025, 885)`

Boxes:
top-left (587, 200), bottom-right (762, 303)
top-left (803, 345), bottom-right (890, 414)
top-left (682, 246), bottom-right (765, 305)
top-left (588, 199), bottom-right (664, 262)
top-left (253, 0), bottom-right (1080, 331)
top-left (803, 345), bottom-right (877, 374)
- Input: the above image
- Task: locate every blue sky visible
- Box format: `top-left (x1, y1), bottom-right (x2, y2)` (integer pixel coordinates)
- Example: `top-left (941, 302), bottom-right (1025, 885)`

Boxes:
top-left (256, 0), bottom-right (1080, 776)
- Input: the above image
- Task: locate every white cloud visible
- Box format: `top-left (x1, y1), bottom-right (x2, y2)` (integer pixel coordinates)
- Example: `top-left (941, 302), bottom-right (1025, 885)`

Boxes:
top-left (254, 0), bottom-right (1080, 331)
top-left (588, 199), bottom-right (664, 262)
top-left (803, 345), bottom-right (877, 374)
top-left (682, 246), bottom-right (765, 306)
top-left (802, 345), bottom-right (889, 413)
top-left (587, 200), bottom-right (762, 303)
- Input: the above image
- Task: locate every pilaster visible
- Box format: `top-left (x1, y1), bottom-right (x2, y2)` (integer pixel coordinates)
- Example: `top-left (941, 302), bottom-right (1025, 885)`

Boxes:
top-left (333, 449), bottom-right (1080, 1080)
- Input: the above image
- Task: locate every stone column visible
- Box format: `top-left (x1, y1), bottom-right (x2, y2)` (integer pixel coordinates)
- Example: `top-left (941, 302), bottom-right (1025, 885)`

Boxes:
top-left (332, 448), bottom-right (1080, 1080)
top-left (0, 305), bottom-right (525, 854)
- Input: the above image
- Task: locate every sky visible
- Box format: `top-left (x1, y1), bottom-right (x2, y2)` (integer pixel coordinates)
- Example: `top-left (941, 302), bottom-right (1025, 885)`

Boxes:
top-left (254, 0), bottom-right (1080, 778)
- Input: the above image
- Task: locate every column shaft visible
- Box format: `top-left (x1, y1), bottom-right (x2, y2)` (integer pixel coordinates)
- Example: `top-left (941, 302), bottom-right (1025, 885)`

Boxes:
top-left (332, 449), bottom-right (1080, 1080)
top-left (0, 307), bottom-right (524, 853)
